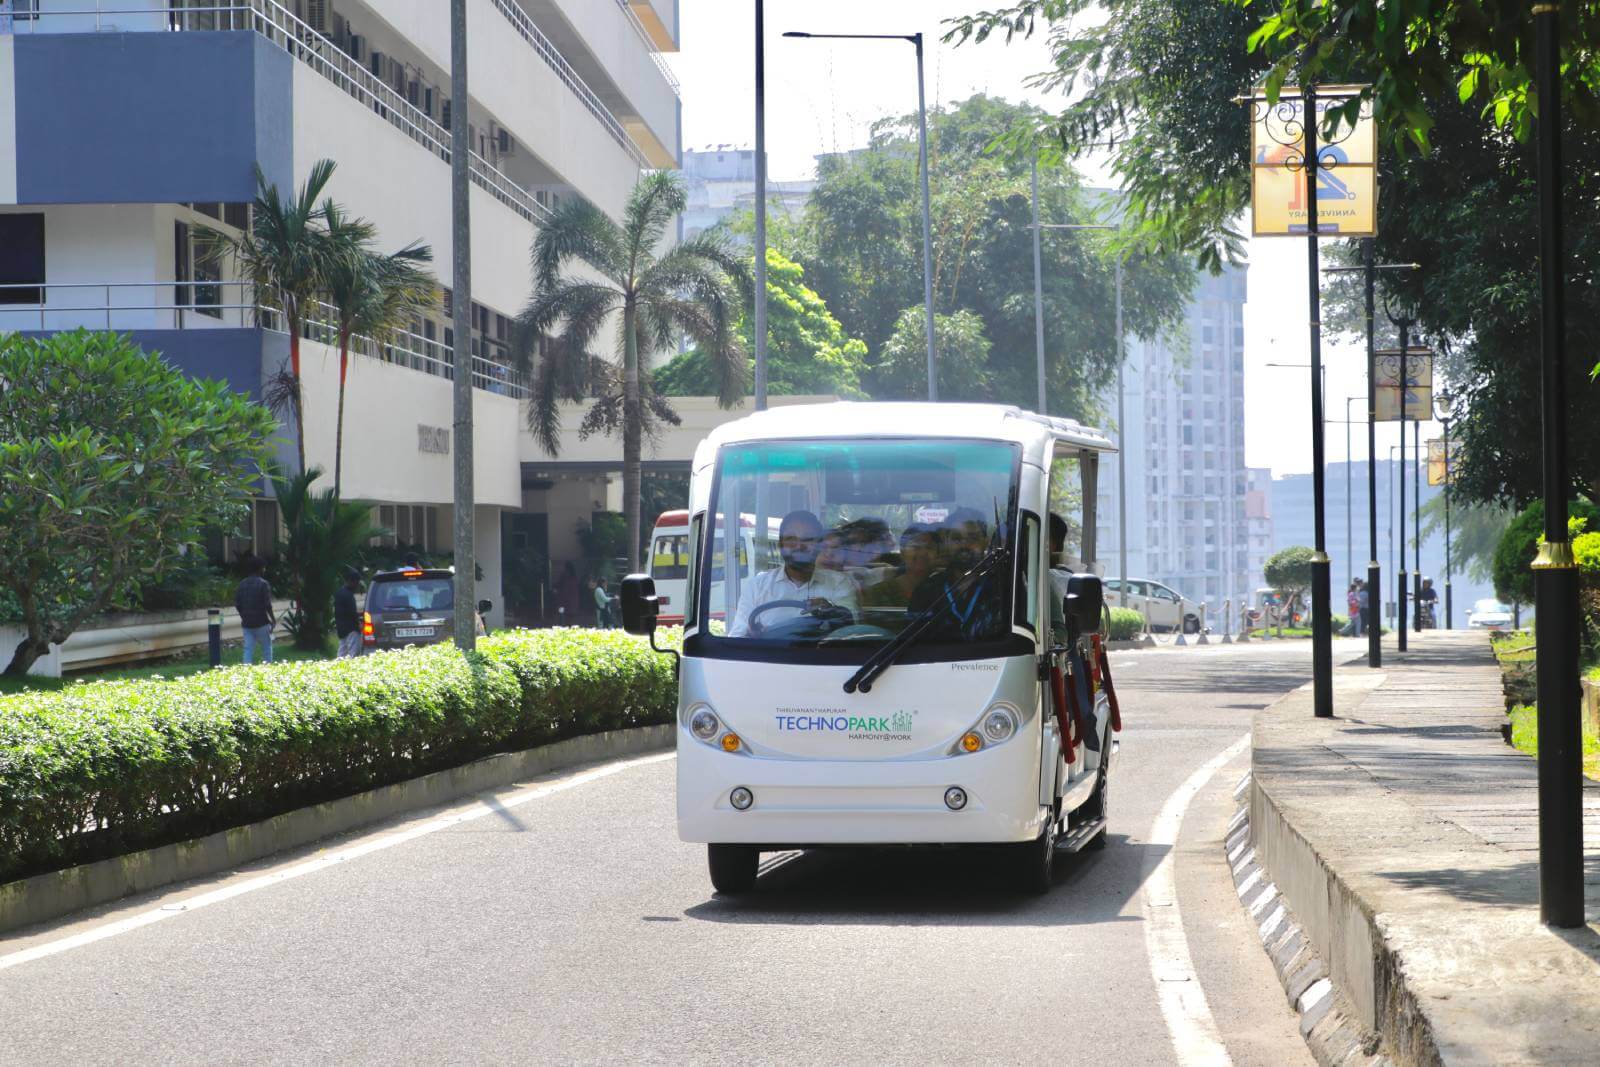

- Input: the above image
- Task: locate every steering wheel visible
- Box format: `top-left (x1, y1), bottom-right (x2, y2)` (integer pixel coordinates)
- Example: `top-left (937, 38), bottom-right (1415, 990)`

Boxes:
top-left (747, 598), bottom-right (855, 635)
top-left (818, 623), bottom-right (895, 643)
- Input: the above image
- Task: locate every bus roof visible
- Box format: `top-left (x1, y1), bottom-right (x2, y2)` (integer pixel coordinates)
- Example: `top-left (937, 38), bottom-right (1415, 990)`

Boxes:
top-left (652, 511), bottom-right (779, 531)
top-left (694, 402), bottom-right (1115, 463)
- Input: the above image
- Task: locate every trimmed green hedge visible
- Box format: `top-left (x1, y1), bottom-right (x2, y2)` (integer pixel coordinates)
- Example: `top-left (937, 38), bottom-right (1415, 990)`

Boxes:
top-left (0, 628), bottom-right (677, 884)
top-left (1107, 607), bottom-right (1145, 641)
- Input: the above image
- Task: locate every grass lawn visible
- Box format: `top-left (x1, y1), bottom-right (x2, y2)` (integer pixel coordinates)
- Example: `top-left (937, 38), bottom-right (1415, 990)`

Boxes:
top-left (1507, 703), bottom-right (1600, 779)
top-left (0, 641), bottom-right (335, 696)
top-left (1491, 630), bottom-right (1538, 664)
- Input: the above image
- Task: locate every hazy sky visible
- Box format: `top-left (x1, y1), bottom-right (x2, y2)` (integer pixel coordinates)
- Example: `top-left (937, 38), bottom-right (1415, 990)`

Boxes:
top-left (664, 1), bottom-right (1436, 477)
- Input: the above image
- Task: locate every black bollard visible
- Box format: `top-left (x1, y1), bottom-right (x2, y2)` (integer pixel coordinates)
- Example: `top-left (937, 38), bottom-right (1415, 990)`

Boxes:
top-left (208, 608), bottom-right (222, 668)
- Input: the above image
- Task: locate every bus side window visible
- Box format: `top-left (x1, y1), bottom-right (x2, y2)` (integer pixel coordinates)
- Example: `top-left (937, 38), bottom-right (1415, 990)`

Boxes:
top-left (1015, 511), bottom-right (1041, 634)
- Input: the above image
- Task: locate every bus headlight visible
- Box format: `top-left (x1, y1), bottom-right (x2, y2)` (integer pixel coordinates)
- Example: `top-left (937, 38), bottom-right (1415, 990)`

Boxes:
top-left (687, 705), bottom-right (720, 741)
top-left (983, 706), bottom-right (1018, 743)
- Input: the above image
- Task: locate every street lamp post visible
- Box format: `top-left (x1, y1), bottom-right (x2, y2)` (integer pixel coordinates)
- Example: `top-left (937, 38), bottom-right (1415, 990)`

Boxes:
top-left (753, 0), bottom-right (768, 410)
top-left (1533, 0), bottom-right (1583, 929)
top-left (1345, 396), bottom-right (1360, 589)
top-left (1383, 304), bottom-right (1419, 652)
top-left (1325, 255), bottom-right (1418, 666)
top-left (785, 30), bottom-right (937, 400)
top-left (1301, 82), bottom-right (1333, 718)
top-left (1388, 444), bottom-right (1400, 629)
top-left (1413, 417), bottom-right (1423, 631)
top-left (1434, 389), bottom-right (1456, 629)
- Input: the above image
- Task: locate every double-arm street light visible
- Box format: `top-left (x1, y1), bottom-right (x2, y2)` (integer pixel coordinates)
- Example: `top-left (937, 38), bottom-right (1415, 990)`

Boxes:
top-left (1324, 255), bottom-right (1419, 666)
top-left (785, 29), bottom-right (937, 401)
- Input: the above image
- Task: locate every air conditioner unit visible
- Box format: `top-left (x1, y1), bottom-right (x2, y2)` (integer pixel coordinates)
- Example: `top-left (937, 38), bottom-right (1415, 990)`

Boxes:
top-left (304, 0), bottom-right (330, 36)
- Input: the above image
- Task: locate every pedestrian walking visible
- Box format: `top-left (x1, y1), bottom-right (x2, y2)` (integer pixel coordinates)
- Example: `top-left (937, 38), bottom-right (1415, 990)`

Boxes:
top-left (335, 566), bottom-right (364, 658)
top-left (1358, 580), bottom-right (1371, 636)
top-left (235, 557), bottom-right (276, 664)
top-left (594, 576), bottom-right (614, 628)
top-left (1345, 580), bottom-right (1364, 637)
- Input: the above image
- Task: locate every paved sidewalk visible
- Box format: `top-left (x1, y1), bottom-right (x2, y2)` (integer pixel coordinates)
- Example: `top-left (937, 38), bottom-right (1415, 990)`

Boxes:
top-left (1251, 631), bottom-right (1600, 1066)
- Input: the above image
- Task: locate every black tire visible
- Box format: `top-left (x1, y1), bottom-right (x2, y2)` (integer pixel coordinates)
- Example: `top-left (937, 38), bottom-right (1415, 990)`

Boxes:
top-left (707, 844), bottom-right (758, 895)
top-left (1182, 614), bottom-right (1200, 634)
top-left (1014, 824), bottom-right (1056, 895)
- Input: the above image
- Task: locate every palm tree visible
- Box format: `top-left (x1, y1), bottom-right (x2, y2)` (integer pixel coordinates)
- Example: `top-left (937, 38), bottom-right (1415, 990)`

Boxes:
top-left (512, 172), bottom-right (748, 569)
top-left (273, 465), bottom-right (387, 649)
top-left (209, 159), bottom-right (340, 473)
top-left (322, 203), bottom-right (437, 498)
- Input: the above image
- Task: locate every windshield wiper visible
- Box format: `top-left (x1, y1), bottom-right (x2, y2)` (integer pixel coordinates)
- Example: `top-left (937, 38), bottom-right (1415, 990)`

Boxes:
top-left (843, 543), bottom-right (1010, 695)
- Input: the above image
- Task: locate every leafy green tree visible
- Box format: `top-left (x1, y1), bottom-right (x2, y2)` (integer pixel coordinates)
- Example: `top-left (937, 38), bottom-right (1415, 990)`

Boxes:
top-left (1492, 500), bottom-right (1600, 606)
top-left (876, 307), bottom-right (994, 401)
top-left (512, 173), bottom-right (748, 570)
top-left (273, 466), bottom-right (386, 649)
top-left (796, 95), bottom-right (1192, 416)
top-left (208, 159), bottom-right (341, 473)
top-left (1416, 496), bottom-right (1514, 585)
top-left (0, 331), bottom-right (275, 675)
top-left (321, 202), bottom-right (437, 498)
top-left (1264, 546), bottom-right (1317, 620)
top-left (655, 247), bottom-right (867, 398)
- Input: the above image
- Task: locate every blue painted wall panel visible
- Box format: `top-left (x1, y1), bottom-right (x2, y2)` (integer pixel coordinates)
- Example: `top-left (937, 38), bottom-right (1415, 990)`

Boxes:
top-left (24, 327), bottom-right (267, 400)
top-left (13, 32), bottom-right (291, 204)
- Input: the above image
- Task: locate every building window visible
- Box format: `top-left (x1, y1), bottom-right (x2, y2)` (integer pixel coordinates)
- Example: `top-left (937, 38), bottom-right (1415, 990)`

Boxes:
top-left (0, 213), bottom-right (46, 305)
top-left (175, 222), bottom-right (223, 319)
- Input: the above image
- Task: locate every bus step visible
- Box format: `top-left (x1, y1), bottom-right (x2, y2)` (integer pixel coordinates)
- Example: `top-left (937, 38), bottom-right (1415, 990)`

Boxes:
top-left (1055, 817), bottom-right (1107, 854)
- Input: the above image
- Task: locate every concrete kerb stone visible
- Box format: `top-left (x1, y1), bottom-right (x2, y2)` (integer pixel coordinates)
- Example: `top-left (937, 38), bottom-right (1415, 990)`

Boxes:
top-left (0, 724), bottom-right (676, 937)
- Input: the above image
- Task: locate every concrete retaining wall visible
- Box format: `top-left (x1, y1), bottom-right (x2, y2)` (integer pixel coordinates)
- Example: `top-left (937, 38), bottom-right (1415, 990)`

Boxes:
top-left (0, 600), bottom-right (292, 677)
top-left (0, 723), bottom-right (674, 935)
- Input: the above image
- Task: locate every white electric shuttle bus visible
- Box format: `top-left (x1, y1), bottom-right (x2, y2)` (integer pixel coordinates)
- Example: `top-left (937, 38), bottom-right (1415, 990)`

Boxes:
top-left (620, 403), bottom-right (1123, 895)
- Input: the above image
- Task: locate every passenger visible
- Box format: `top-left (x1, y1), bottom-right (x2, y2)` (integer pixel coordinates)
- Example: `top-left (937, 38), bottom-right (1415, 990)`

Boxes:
top-left (1048, 513), bottom-right (1073, 643)
top-left (860, 524), bottom-right (941, 609)
top-left (907, 509), bottom-right (1004, 638)
top-left (728, 510), bottom-right (859, 636)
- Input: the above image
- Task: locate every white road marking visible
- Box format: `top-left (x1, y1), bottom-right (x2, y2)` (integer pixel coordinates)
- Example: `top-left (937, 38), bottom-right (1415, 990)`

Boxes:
top-left (1143, 731), bottom-right (1250, 1067)
top-left (0, 751), bottom-right (676, 973)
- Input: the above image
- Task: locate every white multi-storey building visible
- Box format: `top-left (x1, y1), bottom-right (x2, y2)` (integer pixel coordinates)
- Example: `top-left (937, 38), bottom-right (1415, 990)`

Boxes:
top-left (1095, 265), bottom-right (1250, 622)
top-left (0, 0), bottom-right (683, 623)
top-left (680, 146), bottom-right (814, 241)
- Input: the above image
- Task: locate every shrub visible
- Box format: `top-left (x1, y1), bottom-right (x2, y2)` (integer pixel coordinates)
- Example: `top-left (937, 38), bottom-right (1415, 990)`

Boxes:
top-left (1106, 607), bottom-right (1144, 641)
top-left (0, 628), bottom-right (678, 884)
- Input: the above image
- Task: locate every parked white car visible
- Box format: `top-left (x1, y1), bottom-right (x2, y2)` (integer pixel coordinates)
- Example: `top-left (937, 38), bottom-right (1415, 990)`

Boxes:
top-left (1104, 578), bottom-right (1204, 633)
top-left (1466, 598), bottom-right (1514, 630)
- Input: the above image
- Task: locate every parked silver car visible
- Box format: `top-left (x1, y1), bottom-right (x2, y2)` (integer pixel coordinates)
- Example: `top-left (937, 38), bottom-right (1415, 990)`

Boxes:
top-left (1103, 577), bottom-right (1203, 633)
top-left (1466, 598), bottom-right (1513, 630)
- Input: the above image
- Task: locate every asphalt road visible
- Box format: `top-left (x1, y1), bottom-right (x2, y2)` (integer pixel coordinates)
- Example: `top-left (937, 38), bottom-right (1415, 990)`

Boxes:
top-left (0, 639), bottom-right (1367, 1066)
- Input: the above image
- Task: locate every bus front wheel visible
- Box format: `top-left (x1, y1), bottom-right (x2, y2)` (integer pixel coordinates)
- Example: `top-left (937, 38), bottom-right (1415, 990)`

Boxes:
top-left (1014, 825), bottom-right (1055, 895)
top-left (708, 844), bottom-right (758, 895)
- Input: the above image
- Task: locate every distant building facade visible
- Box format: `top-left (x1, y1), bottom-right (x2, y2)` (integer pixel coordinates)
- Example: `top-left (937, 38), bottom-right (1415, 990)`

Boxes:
top-left (1096, 265), bottom-right (1250, 623)
top-left (680, 147), bottom-right (814, 240)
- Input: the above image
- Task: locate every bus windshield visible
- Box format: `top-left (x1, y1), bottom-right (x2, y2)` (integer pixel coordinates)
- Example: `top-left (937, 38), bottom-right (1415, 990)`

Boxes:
top-left (698, 438), bottom-right (1020, 657)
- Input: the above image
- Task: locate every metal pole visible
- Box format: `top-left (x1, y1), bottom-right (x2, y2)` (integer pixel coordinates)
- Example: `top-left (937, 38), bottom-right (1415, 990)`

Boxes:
top-left (1303, 82), bottom-right (1333, 717)
top-left (1413, 418), bottom-right (1423, 631)
top-left (914, 33), bottom-right (937, 402)
top-left (1397, 321), bottom-right (1409, 652)
top-left (1388, 445), bottom-right (1397, 629)
top-left (1533, 0), bottom-right (1583, 929)
top-left (1116, 258), bottom-right (1127, 597)
top-left (753, 0), bottom-right (768, 411)
top-left (1031, 157), bottom-right (1046, 414)
top-left (449, 0), bottom-right (476, 651)
top-left (1365, 240), bottom-right (1381, 666)
top-left (1346, 396), bottom-right (1354, 587)
top-left (1444, 415), bottom-right (1453, 629)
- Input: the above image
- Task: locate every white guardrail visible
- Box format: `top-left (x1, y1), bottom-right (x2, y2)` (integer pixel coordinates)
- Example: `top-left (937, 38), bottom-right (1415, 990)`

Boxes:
top-left (0, 279), bottom-right (529, 399)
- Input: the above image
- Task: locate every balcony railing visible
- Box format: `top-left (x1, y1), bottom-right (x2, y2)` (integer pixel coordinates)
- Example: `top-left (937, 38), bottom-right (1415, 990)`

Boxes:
top-left (490, 0), bottom-right (651, 167)
top-left (0, 1), bottom-right (594, 226)
top-left (613, 0), bottom-right (680, 94)
top-left (0, 280), bottom-right (528, 399)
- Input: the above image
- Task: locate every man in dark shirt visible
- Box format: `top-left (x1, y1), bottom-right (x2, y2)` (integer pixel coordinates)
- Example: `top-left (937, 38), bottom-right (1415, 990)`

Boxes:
top-left (234, 557), bottom-right (276, 664)
top-left (335, 566), bottom-right (364, 658)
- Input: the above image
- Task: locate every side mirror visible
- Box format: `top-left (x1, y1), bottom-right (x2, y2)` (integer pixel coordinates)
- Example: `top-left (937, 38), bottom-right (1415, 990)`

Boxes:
top-left (477, 599), bottom-right (493, 615)
top-left (1063, 573), bottom-right (1104, 635)
top-left (620, 573), bottom-right (661, 636)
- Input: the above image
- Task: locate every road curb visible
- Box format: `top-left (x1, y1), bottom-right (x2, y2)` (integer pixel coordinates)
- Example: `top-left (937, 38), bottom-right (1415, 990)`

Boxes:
top-left (1227, 771), bottom-right (1391, 1067)
top-left (0, 724), bottom-right (675, 936)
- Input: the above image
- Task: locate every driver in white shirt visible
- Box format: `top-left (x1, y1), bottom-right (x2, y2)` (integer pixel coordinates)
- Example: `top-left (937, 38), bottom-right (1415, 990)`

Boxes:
top-left (728, 510), bottom-right (859, 636)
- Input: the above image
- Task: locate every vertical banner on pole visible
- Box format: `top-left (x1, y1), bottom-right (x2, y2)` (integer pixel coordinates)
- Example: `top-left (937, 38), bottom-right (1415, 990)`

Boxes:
top-left (1250, 86), bottom-right (1377, 237)
top-left (1374, 348), bottom-right (1433, 421)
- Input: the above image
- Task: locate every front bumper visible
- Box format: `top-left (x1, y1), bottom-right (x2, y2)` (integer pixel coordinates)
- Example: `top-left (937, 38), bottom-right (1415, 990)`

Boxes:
top-left (676, 729), bottom-right (1048, 846)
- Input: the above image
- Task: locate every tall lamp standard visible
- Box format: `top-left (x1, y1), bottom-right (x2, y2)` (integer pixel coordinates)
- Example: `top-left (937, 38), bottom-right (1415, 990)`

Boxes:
top-left (785, 29), bottom-right (937, 400)
top-left (753, 0), bottom-right (768, 410)
top-left (1433, 390), bottom-right (1456, 629)
top-left (1382, 295), bottom-right (1423, 650)
top-left (1325, 256), bottom-right (1419, 665)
